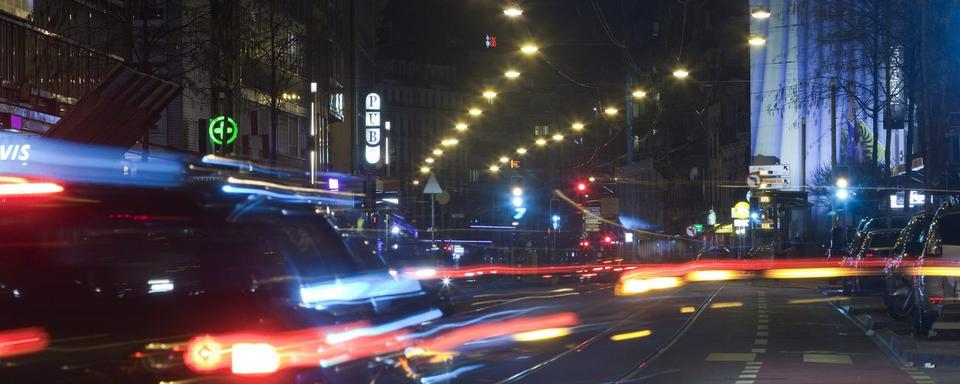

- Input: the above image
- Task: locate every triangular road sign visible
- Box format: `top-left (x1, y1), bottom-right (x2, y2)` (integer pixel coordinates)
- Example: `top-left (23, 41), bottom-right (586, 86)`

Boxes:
top-left (423, 174), bottom-right (443, 194)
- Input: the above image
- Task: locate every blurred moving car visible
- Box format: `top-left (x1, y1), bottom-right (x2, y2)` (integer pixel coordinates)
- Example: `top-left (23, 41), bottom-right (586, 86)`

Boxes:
top-left (909, 204), bottom-right (960, 336)
top-left (696, 247), bottom-right (733, 260)
top-left (883, 211), bottom-right (933, 320)
top-left (0, 170), bottom-right (438, 382)
top-left (840, 229), bottom-right (900, 295)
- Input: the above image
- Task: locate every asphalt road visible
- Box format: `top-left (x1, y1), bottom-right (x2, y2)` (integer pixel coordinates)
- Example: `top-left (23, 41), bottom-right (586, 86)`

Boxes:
top-left (406, 280), bottom-right (960, 384)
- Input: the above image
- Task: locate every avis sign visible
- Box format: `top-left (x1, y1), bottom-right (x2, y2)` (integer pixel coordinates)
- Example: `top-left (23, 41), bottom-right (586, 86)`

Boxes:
top-left (364, 93), bottom-right (383, 166)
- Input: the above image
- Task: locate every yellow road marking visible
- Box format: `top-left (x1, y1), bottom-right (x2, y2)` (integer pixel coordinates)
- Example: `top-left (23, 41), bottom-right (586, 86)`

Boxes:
top-left (803, 353), bottom-right (852, 364)
top-left (705, 353), bottom-right (756, 362)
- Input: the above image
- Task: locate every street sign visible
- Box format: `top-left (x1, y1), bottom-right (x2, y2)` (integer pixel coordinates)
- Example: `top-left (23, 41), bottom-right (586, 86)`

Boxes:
top-left (746, 173), bottom-right (761, 188)
top-left (423, 174), bottom-right (443, 194)
top-left (436, 191), bottom-right (450, 205)
top-left (715, 224), bottom-right (733, 234)
top-left (749, 164), bottom-right (789, 176)
top-left (733, 219), bottom-right (750, 227)
top-left (584, 207), bottom-right (601, 232)
top-left (686, 225), bottom-right (698, 237)
top-left (758, 177), bottom-right (790, 189)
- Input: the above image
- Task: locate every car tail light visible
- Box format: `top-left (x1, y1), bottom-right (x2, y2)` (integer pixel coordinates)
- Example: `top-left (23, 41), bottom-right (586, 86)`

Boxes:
top-left (231, 343), bottom-right (280, 375)
top-left (184, 336), bottom-right (228, 373)
top-left (865, 252), bottom-right (875, 258)
top-left (929, 296), bottom-right (945, 305)
top-left (0, 327), bottom-right (49, 358)
top-left (0, 181), bottom-right (63, 196)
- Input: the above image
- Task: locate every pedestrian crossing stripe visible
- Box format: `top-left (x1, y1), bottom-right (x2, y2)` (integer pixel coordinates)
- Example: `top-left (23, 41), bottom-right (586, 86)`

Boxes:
top-left (705, 353), bottom-right (756, 361)
top-left (802, 353), bottom-right (852, 364)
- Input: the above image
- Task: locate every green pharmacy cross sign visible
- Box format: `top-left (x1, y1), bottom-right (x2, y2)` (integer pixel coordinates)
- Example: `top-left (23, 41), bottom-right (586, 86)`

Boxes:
top-left (208, 115), bottom-right (238, 145)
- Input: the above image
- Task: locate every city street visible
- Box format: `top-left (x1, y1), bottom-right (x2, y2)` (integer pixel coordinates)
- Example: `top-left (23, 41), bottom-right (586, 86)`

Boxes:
top-left (409, 280), bottom-right (960, 383)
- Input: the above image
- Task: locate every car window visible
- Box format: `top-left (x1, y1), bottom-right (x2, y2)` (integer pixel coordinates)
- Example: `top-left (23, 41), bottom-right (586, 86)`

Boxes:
top-left (866, 232), bottom-right (898, 248)
top-left (938, 212), bottom-right (960, 246)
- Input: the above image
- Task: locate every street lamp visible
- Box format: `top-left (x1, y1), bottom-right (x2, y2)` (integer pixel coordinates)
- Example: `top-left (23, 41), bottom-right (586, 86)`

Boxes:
top-left (503, 6), bottom-right (523, 17)
top-left (420, 166), bottom-right (431, 174)
top-left (516, 147), bottom-right (528, 155)
top-left (412, 180), bottom-right (420, 185)
top-left (504, 70), bottom-right (521, 79)
top-left (748, 36), bottom-right (766, 46)
top-left (535, 138), bottom-right (548, 146)
top-left (572, 122), bottom-right (585, 131)
top-left (672, 68), bottom-right (690, 79)
top-left (632, 89), bottom-right (647, 98)
top-left (552, 133), bottom-right (564, 142)
top-left (751, 6), bottom-right (771, 19)
top-left (588, 176), bottom-right (596, 182)
top-left (489, 164), bottom-right (501, 172)
top-left (520, 44), bottom-right (539, 55)
top-left (432, 148), bottom-right (443, 156)
top-left (425, 157), bottom-right (435, 164)
top-left (441, 138), bottom-right (459, 146)
top-left (455, 122), bottom-right (468, 131)
top-left (604, 107), bottom-right (619, 115)
top-left (482, 90), bottom-right (497, 100)
top-left (468, 107), bottom-right (483, 116)
top-left (499, 156), bottom-right (510, 164)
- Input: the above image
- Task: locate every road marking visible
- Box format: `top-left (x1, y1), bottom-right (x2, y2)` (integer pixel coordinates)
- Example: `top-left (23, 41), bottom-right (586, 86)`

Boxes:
top-left (758, 313), bottom-right (768, 318)
top-left (680, 306), bottom-right (696, 313)
top-left (758, 324), bottom-right (768, 330)
top-left (755, 339), bottom-right (768, 345)
top-left (751, 348), bottom-right (766, 353)
top-left (802, 353), bottom-right (852, 364)
top-left (759, 318), bottom-right (769, 324)
top-left (736, 361), bottom-right (762, 384)
top-left (705, 353), bottom-right (756, 362)
top-left (756, 331), bottom-right (768, 337)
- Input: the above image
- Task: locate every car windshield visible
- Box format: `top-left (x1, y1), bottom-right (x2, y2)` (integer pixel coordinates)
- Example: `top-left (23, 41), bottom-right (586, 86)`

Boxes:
top-left (6, 1), bottom-right (960, 383)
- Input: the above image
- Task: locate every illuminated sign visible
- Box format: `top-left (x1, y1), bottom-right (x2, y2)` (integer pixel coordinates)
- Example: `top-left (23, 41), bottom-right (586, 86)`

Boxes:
top-left (208, 115), bottom-right (238, 145)
top-left (0, 144), bottom-right (30, 161)
top-left (364, 93), bottom-right (383, 166)
top-left (732, 201), bottom-right (751, 219)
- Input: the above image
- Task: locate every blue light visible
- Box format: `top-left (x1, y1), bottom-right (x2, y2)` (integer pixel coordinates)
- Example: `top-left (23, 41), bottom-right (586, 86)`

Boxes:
top-left (513, 207), bottom-right (527, 219)
top-left (512, 196), bottom-right (523, 207)
top-left (836, 189), bottom-right (850, 200)
top-left (552, 215), bottom-right (561, 222)
top-left (750, 212), bottom-right (759, 220)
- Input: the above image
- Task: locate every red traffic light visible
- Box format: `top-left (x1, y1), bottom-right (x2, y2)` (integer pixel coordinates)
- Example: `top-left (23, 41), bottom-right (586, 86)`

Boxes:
top-left (603, 236), bottom-right (613, 244)
top-left (580, 240), bottom-right (590, 248)
top-left (576, 182), bottom-right (587, 192)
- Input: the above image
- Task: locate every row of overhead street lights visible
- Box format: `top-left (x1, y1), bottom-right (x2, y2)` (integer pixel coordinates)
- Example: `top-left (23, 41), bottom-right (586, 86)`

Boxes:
top-left (409, 6), bottom-right (542, 181)
top-left (423, 3), bottom-right (762, 180)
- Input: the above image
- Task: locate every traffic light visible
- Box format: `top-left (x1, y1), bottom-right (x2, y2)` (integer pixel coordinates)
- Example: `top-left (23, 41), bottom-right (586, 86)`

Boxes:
top-left (580, 240), bottom-right (590, 248)
top-left (576, 181), bottom-right (587, 193)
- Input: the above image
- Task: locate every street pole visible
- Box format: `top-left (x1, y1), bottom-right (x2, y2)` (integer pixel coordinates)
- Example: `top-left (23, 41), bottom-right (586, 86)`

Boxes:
top-left (431, 193), bottom-right (436, 244)
top-left (626, 72), bottom-right (634, 163)
top-left (830, 78), bottom-right (837, 171)
top-left (801, 116), bottom-right (807, 191)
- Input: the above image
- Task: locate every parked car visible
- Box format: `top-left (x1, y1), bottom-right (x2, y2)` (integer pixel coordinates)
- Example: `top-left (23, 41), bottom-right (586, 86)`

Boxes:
top-left (909, 203), bottom-right (960, 336)
top-left (883, 210), bottom-right (933, 320)
top-left (696, 247), bottom-right (733, 260)
top-left (840, 229), bottom-right (900, 295)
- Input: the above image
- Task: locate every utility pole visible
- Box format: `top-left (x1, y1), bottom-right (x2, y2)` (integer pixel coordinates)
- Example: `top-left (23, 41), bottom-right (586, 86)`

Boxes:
top-left (801, 116), bottom-right (807, 191)
top-left (626, 71), bottom-right (634, 163)
top-left (830, 78), bottom-right (837, 171)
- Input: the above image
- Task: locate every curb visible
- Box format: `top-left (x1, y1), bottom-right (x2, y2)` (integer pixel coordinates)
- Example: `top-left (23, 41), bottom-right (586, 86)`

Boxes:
top-left (843, 304), bottom-right (960, 368)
